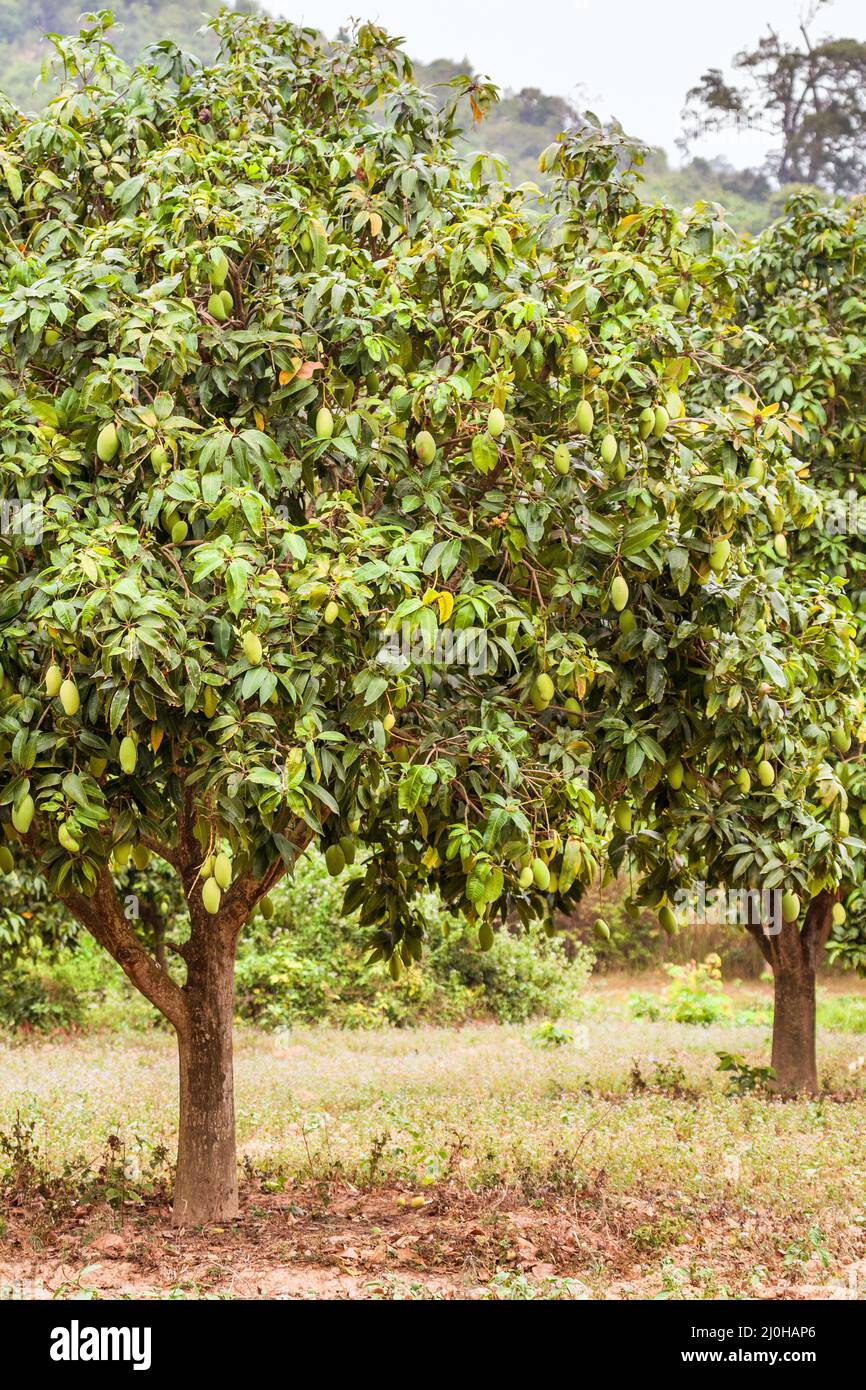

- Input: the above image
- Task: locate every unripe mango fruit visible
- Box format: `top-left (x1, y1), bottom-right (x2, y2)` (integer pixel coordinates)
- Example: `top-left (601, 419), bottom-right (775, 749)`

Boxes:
top-left (260, 895), bottom-right (274, 920)
top-left (242, 631), bottom-right (263, 665)
top-left (575, 400), bottom-right (594, 435)
top-left (45, 664), bottom-right (62, 697)
top-left (613, 801), bottom-right (632, 833)
top-left (171, 521), bottom-right (188, 545)
top-left (531, 672), bottom-right (555, 711)
top-left (571, 346), bottom-right (588, 375)
top-left (96, 422), bottom-right (119, 462)
top-left (415, 429), bottom-right (436, 463)
top-left (781, 891), bottom-right (800, 923)
top-left (659, 905), bottom-right (678, 934)
top-left (831, 725), bottom-right (851, 754)
top-left (638, 407), bottom-right (655, 439)
top-left (203, 687), bottom-right (219, 718)
top-left (609, 575), bottom-right (629, 612)
top-left (600, 434), bottom-right (617, 466)
top-left (202, 877), bottom-right (221, 914)
top-left (709, 538), bottom-right (731, 573)
top-left (213, 851), bottom-right (232, 890)
top-left (652, 406), bottom-right (669, 437)
top-left (666, 758), bottom-right (684, 790)
top-left (756, 759), bottom-right (775, 787)
top-left (324, 600), bottom-right (339, 625)
top-left (479, 921), bottom-right (495, 951)
top-left (132, 843), bottom-right (151, 870)
top-left (58, 822), bottom-right (80, 853)
top-left (531, 857), bottom-right (550, 891)
top-left (12, 794), bottom-right (35, 835)
top-left (207, 292), bottom-right (228, 321)
top-left (315, 406), bottom-right (334, 439)
top-left (553, 443), bottom-right (570, 474)
top-left (594, 917), bottom-right (611, 940)
top-left (518, 865), bottom-right (534, 890)
top-left (59, 678), bottom-right (80, 716)
top-left (0, 845), bottom-right (13, 873)
top-left (325, 844), bottom-right (346, 876)
top-left (832, 902), bottom-right (847, 926)
top-left (487, 407), bottom-right (505, 438)
top-left (119, 736), bottom-right (138, 775)
top-left (735, 768), bottom-right (751, 794)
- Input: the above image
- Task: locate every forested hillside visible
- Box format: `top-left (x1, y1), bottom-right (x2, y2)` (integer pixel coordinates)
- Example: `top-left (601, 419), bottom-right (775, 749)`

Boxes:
top-left (0, 0), bottom-right (803, 232)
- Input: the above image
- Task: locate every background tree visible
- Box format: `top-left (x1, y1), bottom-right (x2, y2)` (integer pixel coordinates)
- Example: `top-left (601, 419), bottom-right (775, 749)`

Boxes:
top-left (682, 4), bottom-right (866, 195)
top-left (719, 193), bottom-right (866, 988)
top-left (0, 12), bottom-right (856, 1228)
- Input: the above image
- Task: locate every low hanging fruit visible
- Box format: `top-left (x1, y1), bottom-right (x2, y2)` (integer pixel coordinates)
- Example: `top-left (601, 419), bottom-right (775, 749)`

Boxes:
top-left (202, 877), bottom-right (221, 914)
top-left (132, 843), bottom-right (151, 870)
top-left (324, 600), bottom-right (339, 625)
top-left (119, 736), bottom-right (138, 775)
top-left (518, 865), bottom-right (534, 890)
top-left (531, 857), bottom-right (550, 891)
top-left (609, 575), bottom-right (629, 612)
top-left (315, 406), bottom-right (334, 439)
top-left (242, 631), bottom-right (263, 665)
top-left (339, 835), bottom-right (356, 865)
top-left (600, 433), bottom-right (617, 467)
top-left (735, 768), bottom-right (751, 794)
top-left (531, 672), bottom-right (555, 711)
top-left (658, 905), bottom-right (678, 934)
top-left (12, 794), bottom-right (35, 835)
top-left (58, 822), bottom-right (80, 853)
top-left (571, 346), bottom-right (588, 375)
top-left (594, 917), bottom-right (611, 940)
top-left (213, 851), bottom-right (232, 890)
top-left (652, 405), bottom-right (669, 437)
top-left (260, 895), bottom-right (274, 920)
top-left (325, 844), bottom-right (346, 876)
top-left (487, 406), bottom-right (505, 438)
top-left (638, 407), bottom-right (655, 439)
top-left (709, 538), bottom-right (731, 574)
top-left (756, 758), bottom-right (775, 787)
top-left (575, 400), bottom-right (594, 435)
top-left (45, 664), bottom-right (62, 697)
top-left (59, 678), bottom-right (80, 716)
top-left (414, 429), bottom-right (436, 464)
top-left (553, 443), bottom-right (570, 474)
top-left (96, 422), bottom-right (119, 462)
top-left (781, 890), bottom-right (800, 923)
top-left (666, 758), bottom-right (684, 790)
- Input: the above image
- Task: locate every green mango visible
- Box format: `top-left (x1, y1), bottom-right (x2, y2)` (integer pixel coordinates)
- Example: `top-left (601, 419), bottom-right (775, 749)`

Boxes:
top-left (325, 844), bottom-right (346, 876)
top-left (609, 575), bottom-right (629, 612)
top-left (531, 672), bottom-right (554, 711)
top-left (202, 877), bottom-right (221, 914)
top-left (415, 429), bottom-right (436, 463)
top-left (59, 678), bottom-right (80, 716)
top-left (119, 736), bottom-right (138, 775)
top-left (96, 422), bottom-right (119, 462)
top-left (12, 794), bottom-right (35, 835)
top-left (315, 406), bottom-right (334, 439)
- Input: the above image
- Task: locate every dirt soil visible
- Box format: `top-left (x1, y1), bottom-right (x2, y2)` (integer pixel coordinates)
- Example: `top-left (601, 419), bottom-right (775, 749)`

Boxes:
top-left (2, 1179), bottom-right (864, 1300)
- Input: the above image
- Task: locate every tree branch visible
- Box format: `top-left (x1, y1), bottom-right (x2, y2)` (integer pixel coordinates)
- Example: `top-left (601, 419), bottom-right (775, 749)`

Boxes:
top-left (63, 868), bottom-right (189, 1033)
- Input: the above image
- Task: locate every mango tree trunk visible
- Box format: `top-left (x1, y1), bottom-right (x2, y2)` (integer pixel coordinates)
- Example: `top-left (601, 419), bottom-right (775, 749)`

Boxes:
top-left (172, 930), bottom-right (239, 1226)
top-left (748, 890), bottom-right (834, 1094)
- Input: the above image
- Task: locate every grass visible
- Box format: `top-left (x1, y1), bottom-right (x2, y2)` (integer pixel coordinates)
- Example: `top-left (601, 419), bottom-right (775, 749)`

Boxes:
top-left (1, 976), bottom-right (864, 1298)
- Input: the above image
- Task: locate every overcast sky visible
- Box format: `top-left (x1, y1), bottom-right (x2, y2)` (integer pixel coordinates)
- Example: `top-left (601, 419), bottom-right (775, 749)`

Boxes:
top-left (262, 0), bottom-right (865, 167)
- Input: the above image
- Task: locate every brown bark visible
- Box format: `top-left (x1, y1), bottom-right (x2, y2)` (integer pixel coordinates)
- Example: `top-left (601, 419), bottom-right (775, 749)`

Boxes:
top-left (172, 934), bottom-right (238, 1224)
top-left (63, 794), bottom-right (306, 1226)
top-left (746, 889), bottom-right (835, 1094)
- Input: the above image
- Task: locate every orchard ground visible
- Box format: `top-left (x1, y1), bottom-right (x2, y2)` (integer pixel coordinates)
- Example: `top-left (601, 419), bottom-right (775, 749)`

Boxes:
top-left (1, 974), bottom-right (865, 1300)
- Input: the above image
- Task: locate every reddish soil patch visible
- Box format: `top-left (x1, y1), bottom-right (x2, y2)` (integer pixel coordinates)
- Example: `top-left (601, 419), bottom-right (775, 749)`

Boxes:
top-left (1, 1179), bottom-right (863, 1299)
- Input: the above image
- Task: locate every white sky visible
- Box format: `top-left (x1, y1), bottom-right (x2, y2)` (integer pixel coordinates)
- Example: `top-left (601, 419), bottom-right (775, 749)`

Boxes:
top-left (262, 0), bottom-right (865, 168)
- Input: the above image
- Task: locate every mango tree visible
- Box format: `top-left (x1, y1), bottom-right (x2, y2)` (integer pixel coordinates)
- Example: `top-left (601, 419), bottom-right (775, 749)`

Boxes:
top-left (0, 13), bottom-right (856, 1228)
top-left (699, 192), bottom-right (866, 1086)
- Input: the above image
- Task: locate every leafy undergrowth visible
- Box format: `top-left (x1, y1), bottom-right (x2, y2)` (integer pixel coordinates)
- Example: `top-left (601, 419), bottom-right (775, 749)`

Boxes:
top-left (1, 990), bottom-right (865, 1298)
